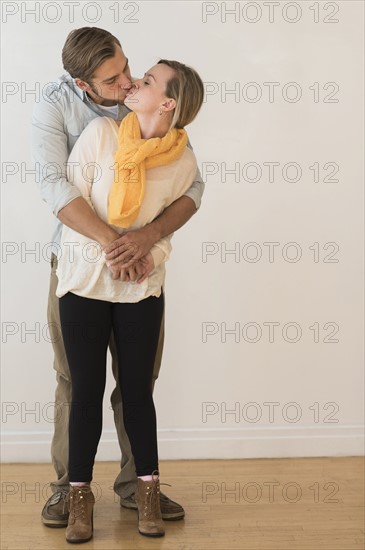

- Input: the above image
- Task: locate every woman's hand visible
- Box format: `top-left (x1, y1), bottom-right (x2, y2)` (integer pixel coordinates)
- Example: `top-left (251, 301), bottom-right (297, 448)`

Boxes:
top-left (108, 264), bottom-right (122, 280)
top-left (135, 252), bottom-right (155, 283)
top-left (119, 264), bottom-right (139, 282)
top-left (116, 252), bottom-right (155, 283)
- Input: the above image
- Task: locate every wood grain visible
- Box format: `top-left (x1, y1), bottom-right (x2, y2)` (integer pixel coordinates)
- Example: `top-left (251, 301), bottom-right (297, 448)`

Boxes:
top-left (1, 458), bottom-right (364, 549)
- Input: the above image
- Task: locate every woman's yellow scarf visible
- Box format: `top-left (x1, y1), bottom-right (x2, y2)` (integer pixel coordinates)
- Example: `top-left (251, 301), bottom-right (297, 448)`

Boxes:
top-left (108, 111), bottom-right (188, 228)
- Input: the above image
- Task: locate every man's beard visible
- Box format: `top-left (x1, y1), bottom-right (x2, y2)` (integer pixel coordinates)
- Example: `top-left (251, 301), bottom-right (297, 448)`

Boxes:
top-left (88, 83), bottom-right (125, 105)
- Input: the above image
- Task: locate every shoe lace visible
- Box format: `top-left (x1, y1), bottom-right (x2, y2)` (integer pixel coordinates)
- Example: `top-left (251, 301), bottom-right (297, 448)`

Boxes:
top-left (49, 488), bottom-right (69, 514)
top-left (142, 472), bottom-right (171, 520)
top-left (67, 487), bottom-right (89, 520)
top-left (60, 487), bottom-right (70, 515)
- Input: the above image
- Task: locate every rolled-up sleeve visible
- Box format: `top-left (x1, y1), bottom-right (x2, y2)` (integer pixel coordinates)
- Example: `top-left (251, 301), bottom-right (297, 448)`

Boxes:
top-left (185, 138), bottom-right (205, 209)
top-left (31, 97), bottom-right (81, 216)
top-left (150, 234), bottom-right (173, 268)
top-left (184, 164), bottom-right (205, 210)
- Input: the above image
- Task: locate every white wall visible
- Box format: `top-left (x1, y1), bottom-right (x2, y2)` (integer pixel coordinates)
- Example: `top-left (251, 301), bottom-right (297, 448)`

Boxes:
top-left (1, 1), bottom-right (364, 462)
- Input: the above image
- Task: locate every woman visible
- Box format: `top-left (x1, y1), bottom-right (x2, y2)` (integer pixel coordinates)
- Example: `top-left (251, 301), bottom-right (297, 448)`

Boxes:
top-left (56, 59), bottom-right (204, 543)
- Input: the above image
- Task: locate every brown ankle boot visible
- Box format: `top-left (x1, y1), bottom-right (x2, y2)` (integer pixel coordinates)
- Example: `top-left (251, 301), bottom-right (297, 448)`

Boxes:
top-left (65, 485), bottom-right (95, 544)
top-left (135, 476), bottom-right (165, 537)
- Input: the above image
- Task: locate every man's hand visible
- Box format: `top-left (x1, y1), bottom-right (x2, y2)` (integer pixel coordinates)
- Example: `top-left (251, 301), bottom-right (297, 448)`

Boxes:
top-left (118, 252), bottom-right (155, 283)
top-left (104, 195), bottom-right (197, 268)
top-left (58, 197), bottom-right (120, 249)
top-left (104, 226), bottom-right (159, 268)
top-left (104, 196), bottom-right (196, 268)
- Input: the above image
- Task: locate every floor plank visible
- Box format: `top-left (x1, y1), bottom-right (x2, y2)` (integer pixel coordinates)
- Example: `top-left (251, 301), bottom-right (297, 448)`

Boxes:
top-left (1, 458), bottom-right (364, 549)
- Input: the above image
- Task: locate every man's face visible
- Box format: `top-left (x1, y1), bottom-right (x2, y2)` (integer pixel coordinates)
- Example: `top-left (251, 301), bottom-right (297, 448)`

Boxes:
top-left (76, 45), bottom-right (132, 106)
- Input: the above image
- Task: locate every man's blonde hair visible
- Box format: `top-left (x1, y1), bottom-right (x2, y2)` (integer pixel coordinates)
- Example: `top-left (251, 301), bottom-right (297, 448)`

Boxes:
top-left (62, 27), bottom-right (121, 83)
top-left (158, 60), bottom-right (204, 129)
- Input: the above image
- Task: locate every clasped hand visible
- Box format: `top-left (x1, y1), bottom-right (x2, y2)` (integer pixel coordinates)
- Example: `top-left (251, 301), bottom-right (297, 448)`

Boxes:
top-left (107, 252), bottom-right (154, 283)
top-left (103, 227), bottom-right (156, 284)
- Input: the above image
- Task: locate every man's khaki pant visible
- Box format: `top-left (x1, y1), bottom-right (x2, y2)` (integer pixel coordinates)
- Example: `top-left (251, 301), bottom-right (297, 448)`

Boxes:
top-left (48, 255), bottom-right (164, 498)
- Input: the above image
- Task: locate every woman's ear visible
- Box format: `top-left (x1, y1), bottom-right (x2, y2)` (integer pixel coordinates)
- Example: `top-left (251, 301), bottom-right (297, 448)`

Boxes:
top-left (161, 98), bottom-right (176, 113)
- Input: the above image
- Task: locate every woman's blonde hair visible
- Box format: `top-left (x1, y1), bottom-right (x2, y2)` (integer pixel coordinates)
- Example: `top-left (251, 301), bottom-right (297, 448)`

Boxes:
top-left (158, 59), bottom-right (204, 129)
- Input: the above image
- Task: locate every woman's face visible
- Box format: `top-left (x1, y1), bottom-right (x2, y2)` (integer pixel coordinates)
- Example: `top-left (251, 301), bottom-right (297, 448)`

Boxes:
top-left (124, 63), bottom-right (176, 116)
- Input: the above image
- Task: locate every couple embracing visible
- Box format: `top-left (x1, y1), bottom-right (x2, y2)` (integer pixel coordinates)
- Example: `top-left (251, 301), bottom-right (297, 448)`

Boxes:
top-left (32, 27), bottom-right (204, 543)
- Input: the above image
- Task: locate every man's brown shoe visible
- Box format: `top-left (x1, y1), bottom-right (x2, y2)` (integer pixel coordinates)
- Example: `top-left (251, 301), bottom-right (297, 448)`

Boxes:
top-left (41, 489), bottom-right (69, 527)
top-left (120, 490), bottom-right (185, 521)
top-left (135, 477), bottom-right (165, 537)
top-left (65, 485), bottom-right (95, 544)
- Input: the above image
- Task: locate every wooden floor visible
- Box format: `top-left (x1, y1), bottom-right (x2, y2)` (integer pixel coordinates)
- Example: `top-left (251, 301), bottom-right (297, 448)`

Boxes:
top-left (1, 458), bottom-right (364, 549)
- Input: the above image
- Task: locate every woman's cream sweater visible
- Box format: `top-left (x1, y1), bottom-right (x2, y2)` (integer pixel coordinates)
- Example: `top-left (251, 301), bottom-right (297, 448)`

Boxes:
top-left (56, 116), bottom-right (197, 303)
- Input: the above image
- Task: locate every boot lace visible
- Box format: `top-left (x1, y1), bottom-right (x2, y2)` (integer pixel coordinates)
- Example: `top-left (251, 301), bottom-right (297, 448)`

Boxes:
top-left (142, 472), bottom-right (171, 520)
top-left (67, 487), bottom-right (89, 521)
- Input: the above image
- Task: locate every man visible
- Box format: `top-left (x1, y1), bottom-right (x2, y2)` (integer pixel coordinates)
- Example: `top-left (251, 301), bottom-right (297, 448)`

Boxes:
top-left (31, 27), bottom-right (204, 527)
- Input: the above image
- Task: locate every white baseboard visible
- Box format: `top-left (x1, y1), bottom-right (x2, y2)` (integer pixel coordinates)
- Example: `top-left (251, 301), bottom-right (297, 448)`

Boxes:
top-left (1, 425), bottom-right (364, 463)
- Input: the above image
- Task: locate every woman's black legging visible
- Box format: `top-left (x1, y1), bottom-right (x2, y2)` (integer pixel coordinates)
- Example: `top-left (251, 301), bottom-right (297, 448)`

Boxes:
top-left (59, 290), bottom-right (164, 481)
